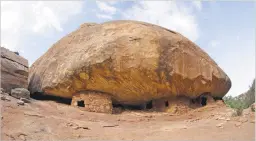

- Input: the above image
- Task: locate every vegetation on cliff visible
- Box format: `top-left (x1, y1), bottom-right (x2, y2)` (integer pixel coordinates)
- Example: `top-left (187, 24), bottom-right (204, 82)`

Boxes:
top-left (223, 79), bottom-right (255, 114)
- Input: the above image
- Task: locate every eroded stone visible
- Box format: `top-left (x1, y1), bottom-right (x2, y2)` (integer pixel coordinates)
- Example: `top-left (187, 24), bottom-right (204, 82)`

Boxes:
top-left (28, 20), bottom-right (232, 113)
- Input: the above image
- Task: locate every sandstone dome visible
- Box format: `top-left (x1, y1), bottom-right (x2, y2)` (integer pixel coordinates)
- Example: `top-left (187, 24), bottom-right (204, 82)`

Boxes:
top-left (28, 20), bottom-right (231, 105)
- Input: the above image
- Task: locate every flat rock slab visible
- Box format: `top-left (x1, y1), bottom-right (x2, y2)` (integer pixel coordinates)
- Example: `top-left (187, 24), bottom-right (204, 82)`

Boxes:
top-left (1, 47), bottom-right (29, 93)
top-left (1, 47), bottom-right (28, 67)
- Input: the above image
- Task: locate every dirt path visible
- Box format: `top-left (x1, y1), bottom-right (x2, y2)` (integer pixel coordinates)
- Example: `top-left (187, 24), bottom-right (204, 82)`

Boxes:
top-left (1, 95), bottom-right (255, 141)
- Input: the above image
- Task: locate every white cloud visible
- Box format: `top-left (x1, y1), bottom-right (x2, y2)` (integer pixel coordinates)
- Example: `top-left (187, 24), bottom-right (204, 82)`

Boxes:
top-left (209, 40), bottom-right (220, 48)
top-left (96, 13), bottom-right (113, 19)
top-left (1, 1), bottom-right (84, 51)
top-left (96, 1), bottom-right (117, 15)
top-left (122, 1), bottom-right (200, 42)
top-left (192, 1), bottom-right (202, 11)
top-left (106, 1), bottom-right (119, 5)
top-left (32, 2), bottom-right (63, 33)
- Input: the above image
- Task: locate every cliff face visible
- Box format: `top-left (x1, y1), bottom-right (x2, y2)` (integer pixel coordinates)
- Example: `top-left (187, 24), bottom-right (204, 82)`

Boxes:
top-left (28, 20), bottom-right (231, 105)
top-left (1, 47), bottom-right (29, 93)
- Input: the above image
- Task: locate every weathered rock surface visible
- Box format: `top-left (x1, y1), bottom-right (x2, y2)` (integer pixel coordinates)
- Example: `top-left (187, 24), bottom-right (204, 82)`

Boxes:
top-left (11, 88), bottom-right (30, 99)
top-left (20, 98), bottom-right (31, 103)
top-left (0, 88), bottom-right (9, 96)
top-left (1, 47), bottom-right (29, 93)
top-left (1, 88), bottom-right (5, 93)
top-left (17, 100), bottom-right (25, 105)
top-left (1, 95), bottom-right (7, 100)
top-left (28, 20), bottom-right (231, 105)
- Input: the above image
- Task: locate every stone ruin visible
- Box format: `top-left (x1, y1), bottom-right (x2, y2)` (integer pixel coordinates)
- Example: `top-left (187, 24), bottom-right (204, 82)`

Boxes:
top-left (70, 91), bottom-right (217, 114)
top-left (71, 91), bottom-right (113, 114)
top-left (28, 20), bottom-right (232, 114)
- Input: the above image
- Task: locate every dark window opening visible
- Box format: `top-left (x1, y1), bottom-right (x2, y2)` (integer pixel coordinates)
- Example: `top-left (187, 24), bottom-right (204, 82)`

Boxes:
top-left (213, 97), bottom-right (223, 101)
top-left (191, 99), bottom-right (195, 104)
top-left (165, 101), bottom-right (169, 107)
top-left (200, 97), bottom-right (207, 106)
top-left (77, 100), bottom-right (85, 107)
top-left (146, 100), bottom-right (153, 109)
top-left (112, 104), bottom-right (125, 114)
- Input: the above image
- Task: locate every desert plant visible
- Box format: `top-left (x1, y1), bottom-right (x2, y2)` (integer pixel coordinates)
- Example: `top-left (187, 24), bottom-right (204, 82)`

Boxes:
top-left (223, 78), bottom-right (255, 116)
top-left (236, 106), bottom-right (244, 116)
top-left (251, 103), bottom-right (255, 112)
top-left (223, 96), bottom-right (247, 109)
top-left (251, 106), bottom-right (255, 112)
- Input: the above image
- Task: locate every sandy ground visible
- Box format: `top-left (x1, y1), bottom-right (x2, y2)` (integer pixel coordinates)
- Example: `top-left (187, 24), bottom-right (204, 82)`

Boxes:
top-left (1, 94), bottom-right (255, 141)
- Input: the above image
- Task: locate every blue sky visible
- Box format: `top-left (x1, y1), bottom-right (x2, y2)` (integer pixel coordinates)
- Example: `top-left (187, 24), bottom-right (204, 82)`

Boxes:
top-left (1, 1), bottom-right (255, 97)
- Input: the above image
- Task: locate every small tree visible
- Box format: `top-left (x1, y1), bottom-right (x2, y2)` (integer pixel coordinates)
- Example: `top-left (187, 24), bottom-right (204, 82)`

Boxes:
top-left (223, 78), bottom-right (255, 115)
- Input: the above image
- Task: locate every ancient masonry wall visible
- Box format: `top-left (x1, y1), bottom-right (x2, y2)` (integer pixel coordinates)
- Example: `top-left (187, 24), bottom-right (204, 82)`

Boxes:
top-left (71, 92), bottom-right (113, 114)
top-left (152, 96), bottom-right (192, 114)
top-left (152, 94), bottom-right (215, 114)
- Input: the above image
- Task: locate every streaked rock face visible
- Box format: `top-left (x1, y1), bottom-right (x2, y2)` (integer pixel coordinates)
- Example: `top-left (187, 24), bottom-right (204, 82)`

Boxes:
top-left (1, 47), bottom-right (29, 93)
top-left (28, 20), bottom-right (231, 105)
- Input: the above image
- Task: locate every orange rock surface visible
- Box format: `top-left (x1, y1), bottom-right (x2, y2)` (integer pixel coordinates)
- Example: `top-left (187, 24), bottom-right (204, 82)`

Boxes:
top-left (28, 20), bottom-right (231, 105)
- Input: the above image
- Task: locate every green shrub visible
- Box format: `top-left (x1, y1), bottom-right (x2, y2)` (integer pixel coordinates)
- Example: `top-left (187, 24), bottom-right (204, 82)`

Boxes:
top-left (251, 104), bottom-right (255, 112)
top-left (223, 78), bottom-right (255, 115)
top-left (236, 107), bottom-right (243, 116)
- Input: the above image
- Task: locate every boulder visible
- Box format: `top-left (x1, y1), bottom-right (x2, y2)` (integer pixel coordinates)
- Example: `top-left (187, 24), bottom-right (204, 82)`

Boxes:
top-left (1, 95), bottom-right (6, 100)
top-left (28, 20), bottom-right (231, 105)
top-left (0, 88), bottom-right (8, 95)
top-left (17, 100), bottom-right (25, 105)
top-left (1, 47), bottom-right (29, 94)
top-left (11, 88), bottom-right (30, 99)
top-left (216, 123), bottom-right (224, 128)
top-left (0, 88), bottom-right (5, 93)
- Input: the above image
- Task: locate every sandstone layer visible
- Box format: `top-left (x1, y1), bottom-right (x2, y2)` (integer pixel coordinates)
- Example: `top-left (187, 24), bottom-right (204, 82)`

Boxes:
top-left (1, 47), bottom-right (29, 93)
top-left (28, 20), bottom-right (231, 105)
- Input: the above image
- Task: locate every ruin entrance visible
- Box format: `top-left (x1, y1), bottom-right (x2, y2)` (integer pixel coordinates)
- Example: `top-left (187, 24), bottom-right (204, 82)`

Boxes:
top-left (77, 100), bottom-right (85, 107)
top-left (113, 103), bottom-right (124, 109)
top-left (200, 96), bottom-right (207, 106)
top-left (165, 101), bottom-right (169, 107)
top-left (146, 100), bottom-right (153, 109)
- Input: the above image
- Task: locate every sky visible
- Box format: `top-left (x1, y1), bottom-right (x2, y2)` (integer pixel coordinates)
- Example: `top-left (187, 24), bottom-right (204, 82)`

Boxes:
top-left (1, 1), bottom-right (255, 97)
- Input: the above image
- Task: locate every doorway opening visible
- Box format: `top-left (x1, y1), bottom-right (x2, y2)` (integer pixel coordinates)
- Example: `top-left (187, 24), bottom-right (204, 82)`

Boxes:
top-left (165, 101), bottom-right (169, 107)
top-left (200, 96), bottom-right (207, 106)
top-left (146, 100), bottom-right (153, 109)
top-left (77, 100), bottom-right (85, 107)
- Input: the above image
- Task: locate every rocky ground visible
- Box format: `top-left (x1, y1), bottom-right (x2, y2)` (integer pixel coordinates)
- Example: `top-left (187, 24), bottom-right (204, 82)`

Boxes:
top-left (1, 93), bottom-right (255, 141)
